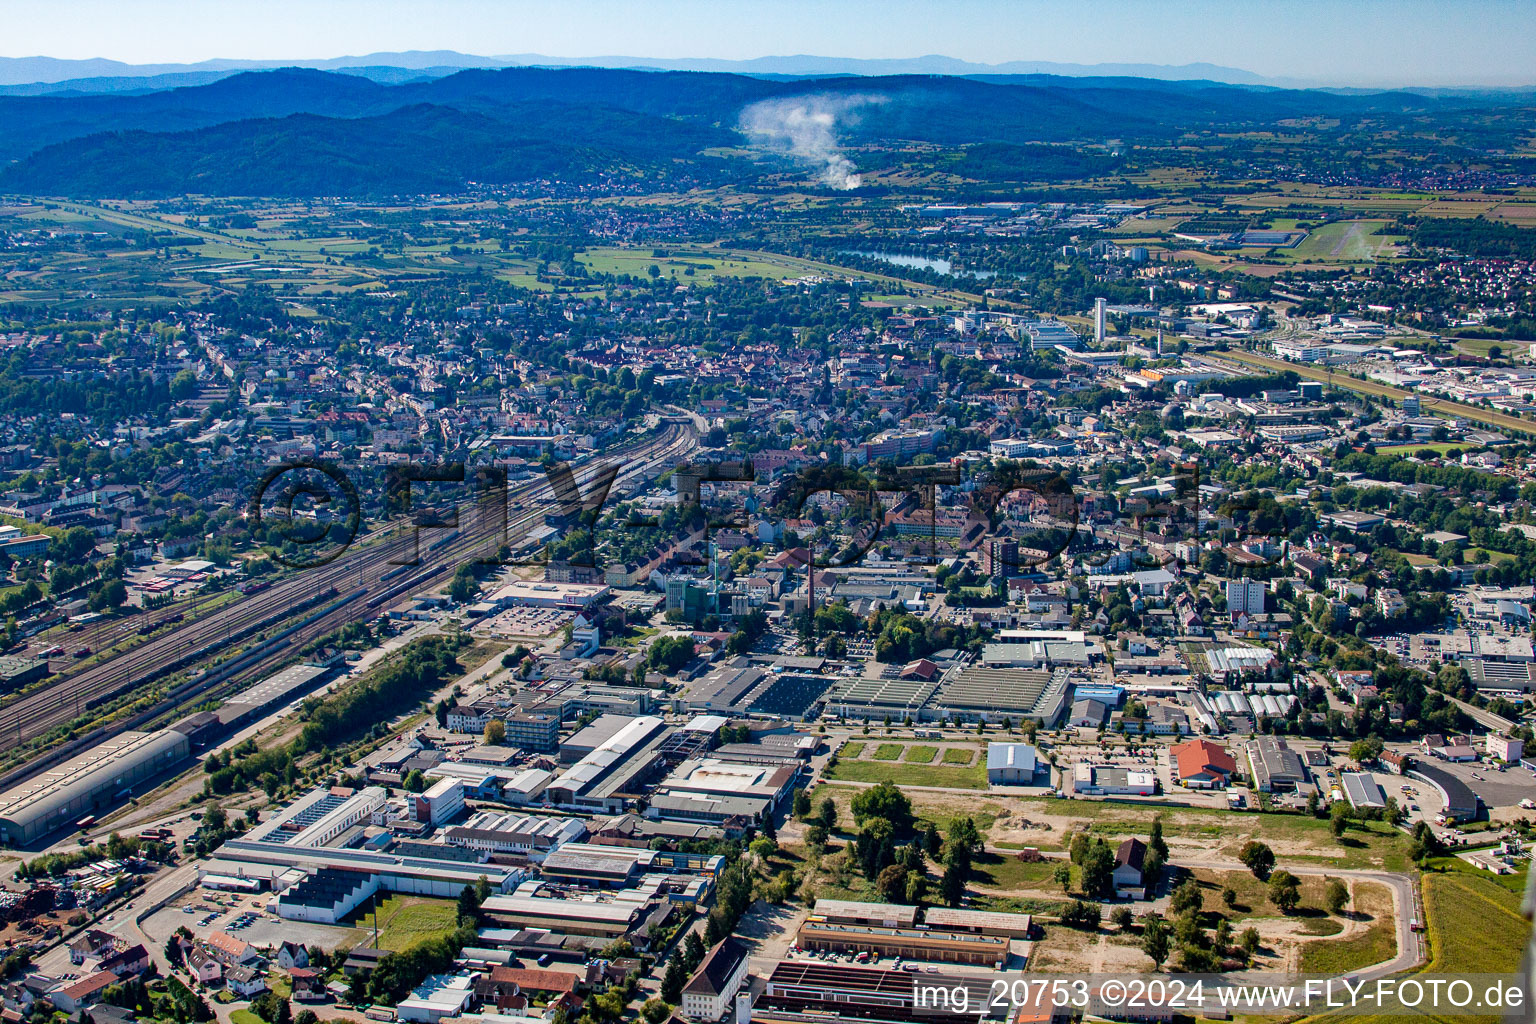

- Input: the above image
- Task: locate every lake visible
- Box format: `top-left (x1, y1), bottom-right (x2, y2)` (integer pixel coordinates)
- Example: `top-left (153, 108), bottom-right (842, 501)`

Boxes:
top-left (842, 250), bottom-right (995, 279)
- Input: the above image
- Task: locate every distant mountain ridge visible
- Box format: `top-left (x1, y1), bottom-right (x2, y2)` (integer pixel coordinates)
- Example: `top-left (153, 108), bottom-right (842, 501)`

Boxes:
top-left (0, 51), bottom-right (1284, 89)
top-left (0, 64), bottom-right (1517, 199)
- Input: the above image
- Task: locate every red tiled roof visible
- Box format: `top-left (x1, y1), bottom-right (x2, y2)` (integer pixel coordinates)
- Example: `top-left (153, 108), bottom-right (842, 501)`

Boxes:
top-left (60, 972), bottom-right (117, 1001)
top-left (1172, 738), bottom-right (1236, 780)
top-left (488, 967), bottom-right (577, 994)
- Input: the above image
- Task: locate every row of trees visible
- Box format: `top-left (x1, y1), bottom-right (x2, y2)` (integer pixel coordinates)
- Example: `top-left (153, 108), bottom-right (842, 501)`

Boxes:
top-left (203, 634), bottom-right (464, 801)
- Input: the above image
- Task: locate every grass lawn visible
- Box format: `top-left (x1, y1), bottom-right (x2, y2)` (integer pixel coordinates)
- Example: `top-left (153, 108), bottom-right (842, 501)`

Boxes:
top-left (1286, 219), bottom-right (1396, 262)
top-left (970, 850), bottom-right (1063, 890)
top-left (972, 893), bottom-right (1072, 918)
top-left (826, 759), bottom-right (989, 790)
top-left (1189, 867), bottom-right (1333, 918)
top-left (840, 741), bottom-right (866, 759)
top-left (1451, 334), bottom-right (1518, 357)
top-left (1296, 882), bottom-right (1395, 973)
top-left (231, 1012), bottom-right (264, 1024)
top-left (873, 743), bottom-right (905, 761)
top-left (905, 745), bottom-right (939, 763)
top-left (942, 748), bottom-right (976, 764)
top-left (1373, 442), bottom-right (1467, 456)
top-left (1019, 801), bottom-right (1409, 872)
top-left (347, 895), bottom-right (461, 952)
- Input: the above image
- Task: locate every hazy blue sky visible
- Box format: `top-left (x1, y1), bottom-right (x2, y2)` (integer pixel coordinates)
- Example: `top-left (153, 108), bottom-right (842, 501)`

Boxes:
top-left (5, 0), bottom-right (1535, 87)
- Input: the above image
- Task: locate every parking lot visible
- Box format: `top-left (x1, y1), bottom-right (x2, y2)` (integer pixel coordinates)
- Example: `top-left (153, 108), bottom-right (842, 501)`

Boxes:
top-left (471, 606), bottom-right (572, 637)
top-left (1428, 757), bottom-right (1536, 811)
top-left (141, 890), bottom-right (355, 951)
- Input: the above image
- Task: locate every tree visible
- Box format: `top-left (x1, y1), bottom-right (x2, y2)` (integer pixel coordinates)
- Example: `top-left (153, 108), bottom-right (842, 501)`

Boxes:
top-left (1267, 870), bottom-right (1302, 914)
top-left (923, 821), bottom-right (942, 857)
top-left (684, 930), bottom-right (705, 970)
top-left (447, 564), bottom-right (478, 603)
top-left (89, 578), bottom-right (127, 612)
top-left (1239, 840), bottom-right (1275, 880)
top-left (805, 824), bottom-right (829, 853)
top-left (1221, 885), bottom-right (1238, 909)
top-left (170, 368), bottom-right (199, 400)
top-left (855, 818), bottom-right (896, 880)
top-left (648, 633), bottom-right (697, 672)
top-left (947, 817), bottom-right (983, 859)
top-left (1149, 819), bottom-right (1169, 860)
top-left (876, 864), bottom-right (911, 904)
top-left (793, 789), bottom-right (812, 819)
top-left (1142, 847), bottom-right (1166, 890)
top-left (660, 956), bottom-right (686, 1003)
top-left (1053, 861), bottom-right (1073, 893)
top-left (1080, 839), bottom-right (1116, 899)
top-left (851, 782), bottom-right (914, 835)
top-left (1059, 901), bottom-right (1102, 930)
top-left (1349, 737), bottom-right (1384, 764)
top-left (642, 999), bottom-right (671, 1024)
top-left (1169, 878), bottom-right (1204, 916)
top-left (1325, 879), bottom-right (1350, 915)
top-left (1330, 812), bottom-right (1349, 839)
top-left (482, 719), bottom-right (506, 745)
top-left (456, 884), bottom-right (481, 925)
top-left (1111, 906), bottom-right (1134, 930)
top-left (1172, 908), bottom-right (1203, 948)
top-left (1140, 917), bottom-right (1171, 969)
top-left (818, 796), bottom-right (838, 830)
top-left (940, 862), bottom-right (967, 906)
top-left (1240, 926), bottom-right (1262, 955)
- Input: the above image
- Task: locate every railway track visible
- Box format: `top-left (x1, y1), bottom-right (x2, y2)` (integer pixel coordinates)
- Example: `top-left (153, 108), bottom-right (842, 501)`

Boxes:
top-left (0, 423), bottom-right (693, 755)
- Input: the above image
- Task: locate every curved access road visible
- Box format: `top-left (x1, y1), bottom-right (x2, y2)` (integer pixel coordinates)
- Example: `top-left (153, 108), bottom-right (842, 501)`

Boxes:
top-left (1175, 856), bottom-right (1424, 979)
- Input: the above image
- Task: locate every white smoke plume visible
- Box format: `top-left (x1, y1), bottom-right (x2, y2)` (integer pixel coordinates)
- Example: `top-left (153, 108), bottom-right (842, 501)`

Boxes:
top-left (738, 94), bottom-right (883, 190)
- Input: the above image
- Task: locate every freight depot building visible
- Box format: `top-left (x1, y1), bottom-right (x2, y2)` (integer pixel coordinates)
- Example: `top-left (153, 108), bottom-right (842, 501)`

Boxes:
top-left (0, 729), bottom-right (190, 845)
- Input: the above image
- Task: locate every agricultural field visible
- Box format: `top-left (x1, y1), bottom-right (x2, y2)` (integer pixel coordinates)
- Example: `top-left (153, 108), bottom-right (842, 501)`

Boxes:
top-left (1324, 868), bottom-right (1529, 1024)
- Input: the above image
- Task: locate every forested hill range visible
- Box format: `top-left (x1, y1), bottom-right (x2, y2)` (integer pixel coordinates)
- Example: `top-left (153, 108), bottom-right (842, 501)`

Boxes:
top-left (1, 65), bottom-right (1533, 197)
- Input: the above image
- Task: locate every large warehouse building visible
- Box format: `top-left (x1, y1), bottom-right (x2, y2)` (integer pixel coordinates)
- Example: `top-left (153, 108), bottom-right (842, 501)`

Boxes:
top-left (0, 729), bottom-right (190, 845)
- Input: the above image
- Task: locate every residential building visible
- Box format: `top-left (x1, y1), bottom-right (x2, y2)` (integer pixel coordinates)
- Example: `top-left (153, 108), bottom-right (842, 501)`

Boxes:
top-left (681, 936), bottom-right (751, 1021)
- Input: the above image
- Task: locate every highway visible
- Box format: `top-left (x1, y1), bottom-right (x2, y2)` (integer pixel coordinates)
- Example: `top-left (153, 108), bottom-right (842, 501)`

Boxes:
top-left (1208, 348), bottom-right (1536, 438)
top-left (0, 421), bottom-right (694, 780)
